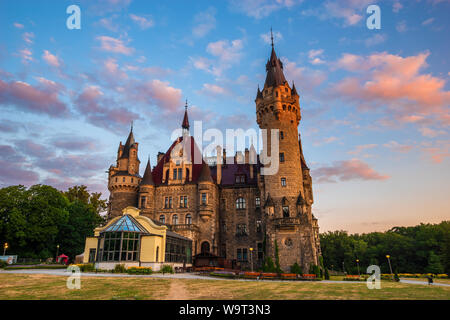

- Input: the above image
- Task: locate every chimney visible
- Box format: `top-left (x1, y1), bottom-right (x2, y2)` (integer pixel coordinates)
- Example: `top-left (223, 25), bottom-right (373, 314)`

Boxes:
top-left (245, 148), bottom-right (249, 164)
top-left (216, 145), bottom-right (222, 185)
top-left (250, 164), bottom-right (254, 179)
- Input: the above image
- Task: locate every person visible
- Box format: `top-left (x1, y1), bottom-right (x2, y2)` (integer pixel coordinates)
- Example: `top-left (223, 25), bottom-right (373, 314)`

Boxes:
top-left (427, 275), bottom-right (434, 285)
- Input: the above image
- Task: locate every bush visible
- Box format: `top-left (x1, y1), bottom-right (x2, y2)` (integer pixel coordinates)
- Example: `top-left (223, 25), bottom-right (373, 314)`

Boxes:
top-left (290, 262), bottom-right (303, 275)
top-left (263, 257), bottom-right (277, 273)
top-left (0, 260), bottom-right (7, 269)
top-left (127, 267), bottom-right (153, 275)
top-left (394, 272), bottom-right (400, 282)
top-left (77, 263), bottom-right (95, 272)
top-left (114, 264), bottom-right (127, 273)
top-left (161, 265), bottom-right (174, 274)
top-left (309, 264), bottom-right (321, 278)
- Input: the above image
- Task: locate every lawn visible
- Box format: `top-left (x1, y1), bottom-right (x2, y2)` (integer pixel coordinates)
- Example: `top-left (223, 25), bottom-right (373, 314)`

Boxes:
top-left (0, 274), bottom-right (449, 300)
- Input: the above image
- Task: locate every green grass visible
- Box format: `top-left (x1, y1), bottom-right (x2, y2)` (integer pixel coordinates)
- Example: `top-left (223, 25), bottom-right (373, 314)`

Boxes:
top-left (0, 273), bottom-right (449, 300)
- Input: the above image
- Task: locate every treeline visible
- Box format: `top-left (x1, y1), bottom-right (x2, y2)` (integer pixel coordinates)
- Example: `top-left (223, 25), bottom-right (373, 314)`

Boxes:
top-left (320, 221), bottom-right (450, 274)
top-left (0, 185), bottom-right (106, 261)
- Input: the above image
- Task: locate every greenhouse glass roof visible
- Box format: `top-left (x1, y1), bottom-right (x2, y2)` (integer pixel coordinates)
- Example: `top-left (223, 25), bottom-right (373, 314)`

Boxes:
top-left (102, 215), bottom-right (149, 233)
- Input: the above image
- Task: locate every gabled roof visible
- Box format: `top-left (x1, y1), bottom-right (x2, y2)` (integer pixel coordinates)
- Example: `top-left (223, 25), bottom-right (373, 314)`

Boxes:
top-left (264, 193), bottom-right (274, 207)
top-left (264, 46), bottom-right (287, 88)
top-left (151, 136), bottom-right (206, 185)
top-left (140, 159), bottom-right (154, 186)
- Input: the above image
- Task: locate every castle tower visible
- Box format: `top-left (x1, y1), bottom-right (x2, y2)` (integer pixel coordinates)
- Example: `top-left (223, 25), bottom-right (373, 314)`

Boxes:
top-left (107, 126), bottom-right (141, 219)
top-left (256, 34), bottom-right (319, 271)
top-left (138, 157), bottom-right (155, 218)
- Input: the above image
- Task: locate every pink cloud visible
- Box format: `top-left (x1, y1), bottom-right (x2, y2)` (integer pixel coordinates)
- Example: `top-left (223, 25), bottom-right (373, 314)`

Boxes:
top-left (0, 145), bottom-right (40, 187)
top-left (42, 50), bottom-right (61, 68)
top-left (312, 159), bottom-right (390, 183)
top-left (129, 14), bottom-right (154, 29)
top-left (127, 79), bottom-right (182, 111)
top-left (0, 78), bottom-right (68, 117)
top-left (96, 36), bottom-right (134, 55)
top-left (13, 22), bottom-right (24, 29)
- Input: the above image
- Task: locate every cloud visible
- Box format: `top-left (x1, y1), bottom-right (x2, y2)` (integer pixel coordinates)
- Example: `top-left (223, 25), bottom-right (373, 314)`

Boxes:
top-left (422, 18), bottom-right (435, 26)
top-left (396, 20), bottom-right (408, 33)
top-left (102, 58), bottom-right (128, 80)
top-left (18, 48), bottom-right (33, 63)
top-left (129, 14), bottom-right (154, 30)
top-left (331, 52), bottom-right (450, 123)
top-left (365, 34), bottom-right (386, 47)
top-left (198, 83), bottom-right (231, 97)
top-left (308, 49), bottom-right (325, 65)
top-left (260, 31), bottom-right (283, 45)
top-left (96, 36), bottom-right (134, 55)
top-left (126, 79), bottom-right (183, 111)
top-left (74, 85), bottom-right (140, 131)
top-left (98, 14), bottom-right (120, 32)
top-left (229, 0), bottom-right (301, 19)
top-left (302, 0), bottom-right (374, 26)
top-left (347, 144), bottom-right (377, 155)
top-left (383, 141), bottom-right (413, 153)
top-left (192, 39), bottom-right (244, 76)
top-left (421, 140), bottom-right (449, 163)
top-left (312, 159), bottom-right (389, 183)
top-left (13, 22), bottom-right (24, 29)
top-left (42, 50), bottom-right (61, 68)
top-left (392, 1), bottom-right (403, 13)
top-left (0, 78), bottom-right (68, 117)
top-left (283, 58), bottom-right (327, 91)
top-left (418, 127), bottom-right (446, 138)
top-left (192, 7), bottom-right (216, 38)
top-left (0, 145), bottom-right (40, 187)
top-left (22, 32), bottom-right (34, 44)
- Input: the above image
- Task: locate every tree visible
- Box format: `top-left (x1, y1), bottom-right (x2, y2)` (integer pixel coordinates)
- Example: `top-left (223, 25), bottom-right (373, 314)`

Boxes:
top-left (64, 185), bottom-right (107, 215)
top-left (426, 251), bottom-right (444, 274)
top-left (274, 240), bottom-right (282, 273)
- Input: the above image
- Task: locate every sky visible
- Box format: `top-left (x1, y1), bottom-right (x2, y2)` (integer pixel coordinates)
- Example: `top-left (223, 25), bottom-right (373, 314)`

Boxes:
top-left (0, 0), bottom-right (449, 234)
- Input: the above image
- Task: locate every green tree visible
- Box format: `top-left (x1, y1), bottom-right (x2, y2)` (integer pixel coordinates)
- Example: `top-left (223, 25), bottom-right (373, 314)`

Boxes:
top-left (426, 251), bottom-right (444, 274)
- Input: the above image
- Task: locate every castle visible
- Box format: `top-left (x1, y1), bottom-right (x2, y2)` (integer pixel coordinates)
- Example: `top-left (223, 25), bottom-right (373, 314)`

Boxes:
top-left (106, 42), bottom-right (321, 272)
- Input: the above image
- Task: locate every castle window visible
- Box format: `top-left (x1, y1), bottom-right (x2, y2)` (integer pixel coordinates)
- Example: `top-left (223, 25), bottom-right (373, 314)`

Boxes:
top-left (180, 196), bottom-right (187, 208)
top-left (288, 105), bottom-right (291, 111)
top-left (275, 91), bottom-right (279, 97)
top-left (283, 206), bottom-right (290, 217)
top-left (123, 177), bottom-right (126, 183)
top-left (280, 131), bottom-right (284, 140)
top-left (257, 242), bottom-right (264, 260)
top-left (236, 197), bottom-right (246, 209)
top-left (256, 220), bottom-right (262, 233)
top-left (165, 169), bottom-right (169, 182)
top-left (201, 193), bottom-right (207, 205)
top-left (140, 196), bottom-right (146, 208)
top-left (178, 168), bottom-right (182, 180)
top-left (185, 214), bottom-right (192, 225)
top-left (237, 248), bottom-right (248, 261)
top-left (236, 224), bottom-right (248, 236)
top-left (279, 153), bottom-right (285, 163)
top-left (283, 105), bottom-right (286, 111)
top-left (115, 177), bottom-right (118, 182)
top-left (255, 197), bottom-right (261, 207)
top-left (186, 168), bottom-right (190, 181)
top-left (285, 87), bottom-right (288, 93)
top-left (164, 197), bottom-right (173, 209)
top-left (131, 178), bottom-right (134, 183)
top-left (173, 168), bottom-right (177, 180)
top-left (172, 214), bottom-right (178, 225)
top-left (159, 215), bottom-right (165, 224)
top-left (281, 178), bottom-right (287, 187)
top-left (169, 197), bottom-right (173, 208)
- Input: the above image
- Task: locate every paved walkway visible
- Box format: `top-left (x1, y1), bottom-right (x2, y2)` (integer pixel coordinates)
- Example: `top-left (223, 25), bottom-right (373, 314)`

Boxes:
top-left (1, 269), bottom-right (449, 287)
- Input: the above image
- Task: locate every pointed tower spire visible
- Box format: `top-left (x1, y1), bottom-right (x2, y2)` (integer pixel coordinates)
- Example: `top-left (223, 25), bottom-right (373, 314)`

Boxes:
top-left (182, 99), bottom-right (190, 135)
top-left (264, 28), bottom-right (287, 88)
top-left (140, 157), bottom-right (154, 185)
top-left (120, 125), bottom-right (136, 159)
top-left (292, 81), bottom-right (299, 96)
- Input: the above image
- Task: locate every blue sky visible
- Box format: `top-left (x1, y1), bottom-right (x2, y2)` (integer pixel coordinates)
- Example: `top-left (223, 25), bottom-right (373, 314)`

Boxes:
top-left (0, 0), bottom-right (449, 233)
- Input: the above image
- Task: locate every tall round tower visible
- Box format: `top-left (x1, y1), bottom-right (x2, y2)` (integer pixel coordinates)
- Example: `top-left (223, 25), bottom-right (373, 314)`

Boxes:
top-left (256, 35), bottom-right (319, 271)
top-left (107, 127), bottom-right (141, 219)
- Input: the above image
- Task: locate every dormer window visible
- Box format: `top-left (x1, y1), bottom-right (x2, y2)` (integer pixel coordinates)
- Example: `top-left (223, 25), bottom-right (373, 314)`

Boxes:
top-left (235, 175), bottom-right (246, 184)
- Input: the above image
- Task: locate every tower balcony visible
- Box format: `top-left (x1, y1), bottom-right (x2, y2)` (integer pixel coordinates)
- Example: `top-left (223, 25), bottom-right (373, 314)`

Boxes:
top-left (273, 217), bottom-right (301, 227)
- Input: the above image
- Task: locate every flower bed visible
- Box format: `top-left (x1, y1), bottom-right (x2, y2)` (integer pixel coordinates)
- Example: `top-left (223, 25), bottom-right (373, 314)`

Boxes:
top-left (127, 266), bottom-right (153, 275)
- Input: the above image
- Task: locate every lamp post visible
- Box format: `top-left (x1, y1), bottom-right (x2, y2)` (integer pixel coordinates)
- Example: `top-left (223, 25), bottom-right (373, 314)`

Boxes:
top-left (386, 255), bottom-right (394, 281)
top-left (3, 243), bottom-right (8, 256)
top-left (356, 259), bottom-right (360, 276)
top-left (249, 247), bottom-right (254, 272)
top-left (56, 244), bottom-right (60, 263)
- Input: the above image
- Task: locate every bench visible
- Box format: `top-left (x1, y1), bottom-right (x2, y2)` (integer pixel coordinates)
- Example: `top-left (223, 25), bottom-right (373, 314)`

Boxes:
top-left (261, 273), bottom-right (278, 280)
top-left (281, 273), bottom-right (298, 280)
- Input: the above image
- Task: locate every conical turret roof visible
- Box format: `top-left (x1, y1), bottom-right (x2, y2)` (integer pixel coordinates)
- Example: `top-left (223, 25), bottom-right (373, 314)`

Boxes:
top-left (264, 46), bottom-right (287, 88)
top-left (140, 158), bottom-right (154, 185)
top-left (120, 127), bottom-right (136, 159)
top-left (198, 162), bottom-right (213, 183)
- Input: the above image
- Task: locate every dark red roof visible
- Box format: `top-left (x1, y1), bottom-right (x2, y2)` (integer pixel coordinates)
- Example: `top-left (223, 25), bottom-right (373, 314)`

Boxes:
top-left (182, 107), bottom-right (189, 129)
top-left (120, 128), bottom-right (135, 159)
top-left (151, 136), bottom-right (205, 185)
top-left (140, 159), bottom-right (154, 185)
top-left (210, 162), bottom-right (259, 186)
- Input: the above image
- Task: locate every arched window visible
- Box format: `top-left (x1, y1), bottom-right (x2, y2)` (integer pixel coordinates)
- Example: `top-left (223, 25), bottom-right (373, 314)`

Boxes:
top-left (185, 214), bottom-right (192, 225)
top-left (156, 246), bottom-right (159, 262)
top-left (172, 214), bottom-right (178, 225)
top-left (201, 241), bottom-right (210, 254)
top-left (159, 215), bottom-right (165, 224)
top-left (236, 197), bottom-right (246, 209)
